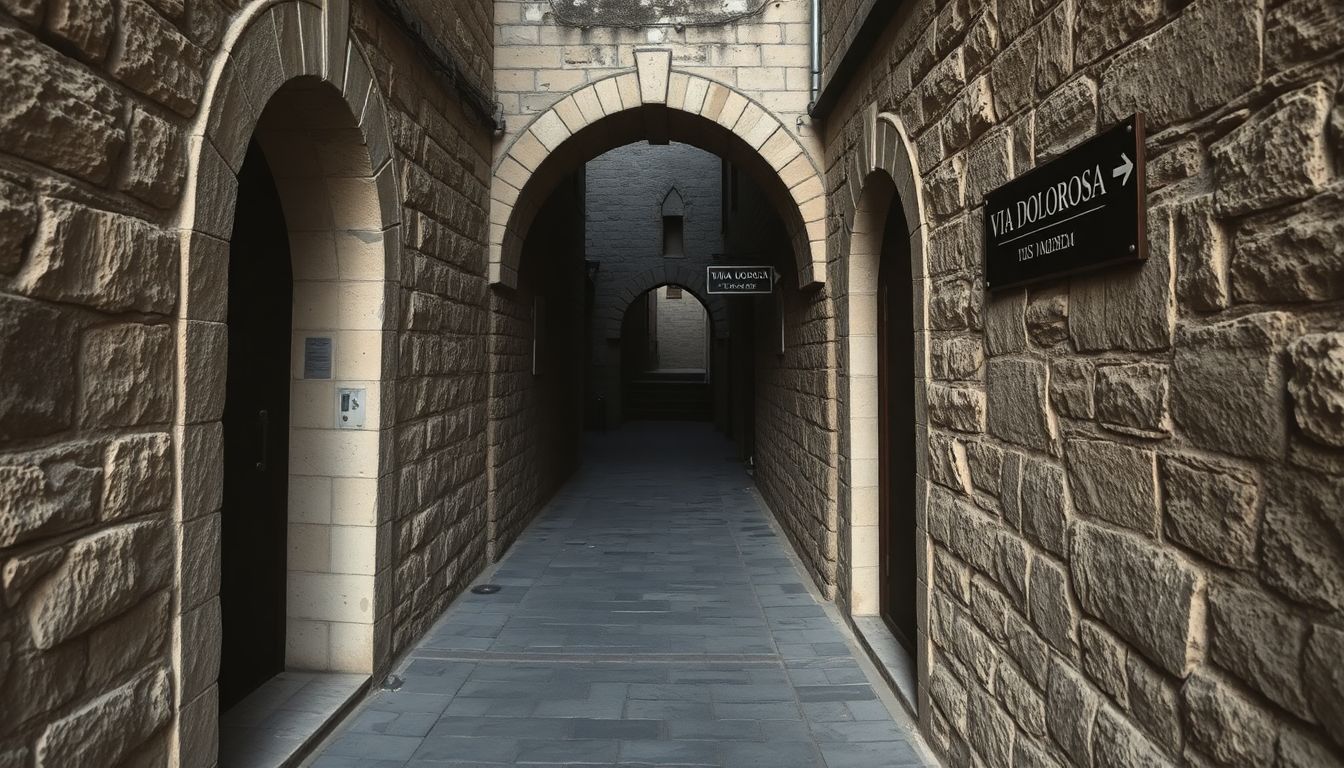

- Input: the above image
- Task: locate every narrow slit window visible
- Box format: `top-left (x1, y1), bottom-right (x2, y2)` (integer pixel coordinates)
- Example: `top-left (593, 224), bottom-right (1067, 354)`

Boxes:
top-left (663, 215), bottom-right (685, 257)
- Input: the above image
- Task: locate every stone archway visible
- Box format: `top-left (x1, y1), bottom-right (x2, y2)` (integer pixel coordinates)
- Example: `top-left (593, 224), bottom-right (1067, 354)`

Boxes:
top-left (172, 0), bottom-right (400, 760)
top-left (836, 108), bottom-right (929, 716)
top-left (602, 264), bottom-right (729, 342)
top-left (488, 50), bottom-right (827, 290)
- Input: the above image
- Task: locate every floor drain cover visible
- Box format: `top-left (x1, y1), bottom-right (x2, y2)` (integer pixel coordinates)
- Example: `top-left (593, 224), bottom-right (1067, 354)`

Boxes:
top-left (381, 674), bottom-right (404, 691)
top-left (471, 584), bottom-right (502, 595)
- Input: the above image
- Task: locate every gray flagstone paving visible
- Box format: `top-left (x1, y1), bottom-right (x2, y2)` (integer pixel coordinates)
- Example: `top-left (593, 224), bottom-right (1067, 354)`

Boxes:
top-left (308, 423), bottom-right (936, 768)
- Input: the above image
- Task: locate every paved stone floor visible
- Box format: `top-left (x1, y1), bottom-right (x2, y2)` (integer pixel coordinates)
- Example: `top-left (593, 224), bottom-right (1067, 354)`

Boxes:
top-left (309, 423), bottom-right (936, 767)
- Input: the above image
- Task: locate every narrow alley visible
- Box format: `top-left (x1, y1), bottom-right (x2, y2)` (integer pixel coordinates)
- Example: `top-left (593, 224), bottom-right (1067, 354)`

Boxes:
top-left (307, 424), bottom-right (935, 767)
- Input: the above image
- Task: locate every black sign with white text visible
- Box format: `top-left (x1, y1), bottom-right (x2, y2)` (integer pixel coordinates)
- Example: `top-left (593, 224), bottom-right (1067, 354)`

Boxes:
top-left (984, 114), bottom-right (1146, 290)
top-left (707, 266), bottom-right (774, 295)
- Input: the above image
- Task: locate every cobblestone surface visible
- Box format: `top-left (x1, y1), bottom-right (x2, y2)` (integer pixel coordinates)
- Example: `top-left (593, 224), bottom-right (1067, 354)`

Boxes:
top-left (311, 423), bottom-right (934, 767)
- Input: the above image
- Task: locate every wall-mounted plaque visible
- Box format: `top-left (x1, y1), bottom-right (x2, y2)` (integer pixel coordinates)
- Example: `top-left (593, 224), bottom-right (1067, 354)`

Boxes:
top-left (303, 337), bottom-right (332, 379)
top-left (707, 266), bottom-right (774, 295)
top-left (984, 114), bottom-right (1146, 291)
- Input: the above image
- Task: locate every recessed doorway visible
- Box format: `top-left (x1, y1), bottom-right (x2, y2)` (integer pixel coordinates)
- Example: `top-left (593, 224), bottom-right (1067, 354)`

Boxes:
top-left (220, 141), bottom-right (293, 711)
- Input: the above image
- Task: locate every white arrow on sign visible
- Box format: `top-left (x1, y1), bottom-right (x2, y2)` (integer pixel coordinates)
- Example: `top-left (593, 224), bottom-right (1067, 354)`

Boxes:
top-left (1113, 153), bottom-right (1134, 186)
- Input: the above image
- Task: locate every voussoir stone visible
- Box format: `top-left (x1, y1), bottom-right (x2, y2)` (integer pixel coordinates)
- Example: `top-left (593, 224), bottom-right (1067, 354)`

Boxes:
top-left (1288, 332), bottom-right (1344, 448)
top-left (1171, 312), bottom-right (1299, 460)
top-left (0, 27), bottom-right (125, 184)
top-left (1070, 522), bottom-right (1204, 677)
top-left (34, 664), bottom-right (171, 768)
top-left (1160, 454), bottom-right (1259, 569)
top-left (1211, 81), bottom-right (1333, 217)
top-left (26, 520), bottom-right (171, 649)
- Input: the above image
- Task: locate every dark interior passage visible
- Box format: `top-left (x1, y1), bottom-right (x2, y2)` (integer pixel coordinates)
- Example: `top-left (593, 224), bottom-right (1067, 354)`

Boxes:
top-left (878, 197), bottom-right (917, 656)
top-left (220, 141), bottom-right (293, 711)
top-left (619, 285), bottom-right (713, 422)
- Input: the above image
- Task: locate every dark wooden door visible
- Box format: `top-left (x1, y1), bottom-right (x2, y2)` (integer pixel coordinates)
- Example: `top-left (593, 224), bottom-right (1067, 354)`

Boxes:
top-left (220, 142), bottom-right (293, 711)
top-left (877, 205), bottom-right (917, 656)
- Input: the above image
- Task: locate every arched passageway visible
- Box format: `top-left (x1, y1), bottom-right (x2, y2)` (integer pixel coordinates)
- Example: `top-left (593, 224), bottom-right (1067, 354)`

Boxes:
top-left (619, 284), bottom-right (714, 422)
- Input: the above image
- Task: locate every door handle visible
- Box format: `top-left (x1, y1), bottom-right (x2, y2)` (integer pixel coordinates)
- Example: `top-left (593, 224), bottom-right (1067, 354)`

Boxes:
top-left (256, 409), bottom-right (269, 472)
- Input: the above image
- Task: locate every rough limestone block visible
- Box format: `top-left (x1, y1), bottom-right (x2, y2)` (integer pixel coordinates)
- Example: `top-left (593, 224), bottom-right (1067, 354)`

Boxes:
top-left (1171, 312), bottom-right (1299, 460)
top-left (985, 290), bottom-right (1027, 356)
top-left (34, 664), bottom-right (171, 767)
top-left (85, 590), bottom-right (169, 689)
top-left (1025, 286), bottom-right (1068, 347)
top-left (45, 0), bottom-right (113, 62)
top-left (0, 295), bottom-right (78, 440)
top-left (993, 531), bottom-right (1029, 608)
top-left (79, 323), bottom-right (175, 429)
top-left (1045, 658), bottom-right (1098, 766)
top-left (1091, 705), bottom-right (1169, 768)
top-left (997, 659), bottom-right (1046, 737)
top-left (1184, 671), bottom-right (1278, 767)
top-left (0, 177), bottom-right (36, 275)
top-left (1305, 625), bottom-right (1344, 749)
top-left (1070, 522), bottom-right (1204, 677)
top-left (927, 384), bottom-right (986, 433)
top-left (1207, 581), bottom-right (1310, 719)
top-left (1210, 81), bottom-right (1332, 217)
top-left (1259, 470), bottom-right (1344, 612)
top-left (16, 197), bottom-right (178, 314)
top-left (1020, 457), bottom-right (1068, 558)
top-left (1288, 332), bottom-right (1344, 448)
top-left (1173, 195), bottom-right (1229, 312)
top-left (1080, 621), bottom-right (1128, 707)
top-left (1124, 653), bottom-right (1181, 753)
top-left (1034, 77), bottom-right (1097, 164)
top-left (109, 0), bottom-right (205, 116)
top-left (1277, 723), bottom-right (1343, 768)
top-left (0, 27), bottom-right (125, 184)
top-left (1098, 0), bottom-right (1260, 129)
top-left (987, 358), bottom-right (1057, 453)
top-left (1066, 438), bottom-right (1159, 536)
top-left (967, 687), bottom-right (1015, 768)
top-left (1028, 554), bottom-right (1077, 655)
top-left (119, 107), bottom-right (186, 209)
top-left (1068, 205), bottom-right (1174, 352)
top-left (1094, 362), bottom-right (1170, 436)
top-left (101, 433), bottom-right (173, 520)
top-left (26, 520), bottom-right (170, 649)
top-left (1049, 359), bottom-right (1093, 418)
top-left (1074, 0), bottom-right (1165, 65)
top-left (1266, 0), bottom-right (1344, 70)
top-left (1232, 186), bottom-right (1344, 304)
top-left (0, 443), bottom-right (101, 549)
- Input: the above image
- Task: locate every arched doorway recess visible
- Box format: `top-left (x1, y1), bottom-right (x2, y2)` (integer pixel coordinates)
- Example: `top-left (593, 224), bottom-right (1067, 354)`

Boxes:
top-left (173, 0), bottom-right (401, 760)
top-left (839, 109), bottom-right (930, 718)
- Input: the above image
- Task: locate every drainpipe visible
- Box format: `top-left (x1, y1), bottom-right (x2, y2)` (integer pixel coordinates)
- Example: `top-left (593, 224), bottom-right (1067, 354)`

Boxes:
top-left (809, 0), bottom-right (821, 113)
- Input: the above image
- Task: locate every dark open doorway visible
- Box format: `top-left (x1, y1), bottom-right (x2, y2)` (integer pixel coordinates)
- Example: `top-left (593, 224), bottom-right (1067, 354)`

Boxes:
top-left (877, 200), bottom-right (917, 656)
top-left (220, 141), bottom-right (293, 711)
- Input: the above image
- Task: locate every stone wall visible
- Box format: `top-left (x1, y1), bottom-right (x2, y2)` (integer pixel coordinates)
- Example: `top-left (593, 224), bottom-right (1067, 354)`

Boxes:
top-left (487, 173), bottom-right (587, 559)
top-left (653, 287), bottom-right (709, 370)
top-left (493, 0), bottom-right (819, 161)
top-left (0, 0), bottom-right (498, 762)
top-left (823, 0), bottom-right (1344, 766)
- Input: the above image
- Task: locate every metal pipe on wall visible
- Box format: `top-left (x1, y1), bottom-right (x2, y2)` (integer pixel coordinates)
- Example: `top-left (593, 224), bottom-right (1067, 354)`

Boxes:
top-left (809, 0), bottom-right (821, 112)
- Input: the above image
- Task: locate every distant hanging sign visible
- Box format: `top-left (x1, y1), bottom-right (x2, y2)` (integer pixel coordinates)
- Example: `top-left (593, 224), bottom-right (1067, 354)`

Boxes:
top-left (707, 266), bottom-right (775, 295)
top-left (984, 114), bottom-right (1147, 291)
